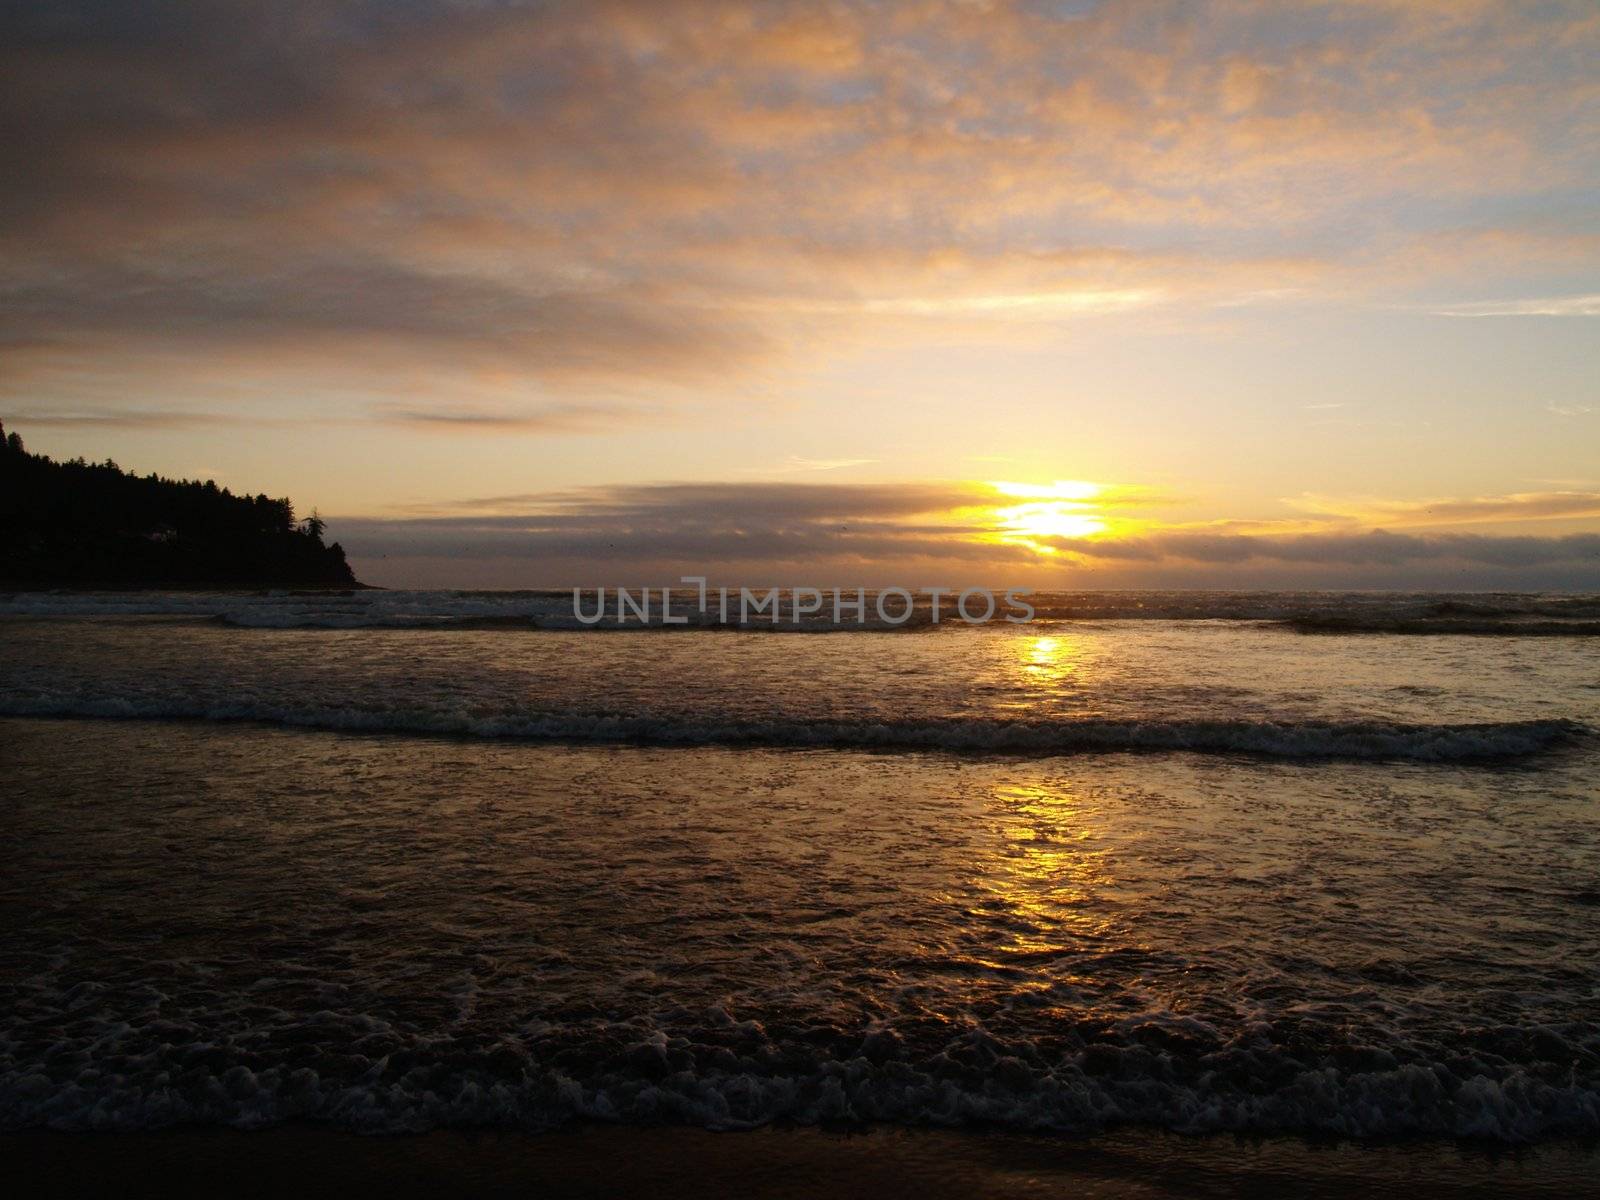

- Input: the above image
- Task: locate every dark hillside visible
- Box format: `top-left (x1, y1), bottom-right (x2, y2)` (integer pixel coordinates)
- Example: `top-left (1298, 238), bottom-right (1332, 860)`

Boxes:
top-left (0, 423), bottom-right (358, 588)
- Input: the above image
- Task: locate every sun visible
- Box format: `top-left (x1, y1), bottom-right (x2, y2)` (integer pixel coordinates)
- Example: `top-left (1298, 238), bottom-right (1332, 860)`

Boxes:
top-left (988, 480), bottom-right (1110, 551)
top-left (999, 506), bottom-right (1108, 540)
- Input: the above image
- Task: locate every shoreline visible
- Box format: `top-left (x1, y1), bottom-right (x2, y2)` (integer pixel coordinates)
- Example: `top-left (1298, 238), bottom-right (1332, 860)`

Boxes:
top-left (7, 1125), bottom-right (1597, 1199)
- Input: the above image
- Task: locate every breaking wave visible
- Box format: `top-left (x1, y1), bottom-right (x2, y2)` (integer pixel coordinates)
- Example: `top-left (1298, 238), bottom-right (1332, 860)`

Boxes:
top-left (4, 1007), bottom-right (1598, 1140)
top-left (5, 588), bottom-right (1600, 633)
top-left (1286, 616), bottom-right (1600, 636)
top-left (0, 695), bottom-right (1585, 761)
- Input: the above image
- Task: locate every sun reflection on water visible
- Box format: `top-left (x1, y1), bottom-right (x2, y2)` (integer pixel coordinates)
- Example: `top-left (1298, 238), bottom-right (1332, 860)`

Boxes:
top-left (976, 781), bottom-right (1123, 958)
top-left (992, 634), bottom-right (1090, 717)
top-left (1024, 635), bottom-right (1077, 678)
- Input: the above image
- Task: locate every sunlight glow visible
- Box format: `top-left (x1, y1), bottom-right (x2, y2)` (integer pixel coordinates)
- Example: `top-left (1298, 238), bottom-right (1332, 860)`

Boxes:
top-left (987, 480), bottom-right (1109, 553)
top-left (992, 480), bottom-right (1103, 501)
top-left (999, 506), bottom-right (1108, 541)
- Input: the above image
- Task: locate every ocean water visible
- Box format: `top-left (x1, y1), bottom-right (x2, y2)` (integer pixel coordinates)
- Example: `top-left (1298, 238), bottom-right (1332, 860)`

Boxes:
top-left (2, 590), bottom-right (1598, 1140)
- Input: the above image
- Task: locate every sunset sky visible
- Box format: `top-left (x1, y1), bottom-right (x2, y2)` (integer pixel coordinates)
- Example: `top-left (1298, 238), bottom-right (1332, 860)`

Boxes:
top-left (5, 0), bottom-right (1598, 587)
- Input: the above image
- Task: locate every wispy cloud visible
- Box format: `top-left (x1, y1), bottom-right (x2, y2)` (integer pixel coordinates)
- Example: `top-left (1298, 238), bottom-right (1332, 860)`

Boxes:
top-left (2, 410), bottom-right (245, 430)
top-left (737, 456), bottom-right (880, 474)
top-left (374, 404), bottom-right (644, 434)
top-left (1423, 295), bottom-right (1600, 317)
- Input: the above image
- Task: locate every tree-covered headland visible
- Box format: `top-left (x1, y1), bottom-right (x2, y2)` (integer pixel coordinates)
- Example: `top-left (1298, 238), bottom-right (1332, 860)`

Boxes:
top-left (0, 422), bottom-right (359, 588)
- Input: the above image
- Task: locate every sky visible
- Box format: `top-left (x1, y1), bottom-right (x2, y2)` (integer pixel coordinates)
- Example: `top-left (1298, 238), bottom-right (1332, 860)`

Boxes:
top-left (3, 0), bottom-right (1598, 589)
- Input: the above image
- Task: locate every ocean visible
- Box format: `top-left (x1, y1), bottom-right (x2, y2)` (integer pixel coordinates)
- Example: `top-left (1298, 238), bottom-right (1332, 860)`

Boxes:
top-left (2, 589), bottom-right (1599, 1147)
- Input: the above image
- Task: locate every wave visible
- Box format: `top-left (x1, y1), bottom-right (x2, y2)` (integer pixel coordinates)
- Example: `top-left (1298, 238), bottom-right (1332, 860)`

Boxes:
top-left (1285, 616), bottom-right (1600, 636)
top-left (0, 696), bottom-right (1585, 760)
top-left (6, 588), bottom-right (1600, 632)
top-left (4, 1012), bottom-right (1598, 1140)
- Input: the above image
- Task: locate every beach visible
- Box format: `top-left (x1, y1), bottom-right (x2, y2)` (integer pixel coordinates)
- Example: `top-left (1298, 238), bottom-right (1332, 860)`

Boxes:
top-left (7, 1126), bottom-right (1599, 1198)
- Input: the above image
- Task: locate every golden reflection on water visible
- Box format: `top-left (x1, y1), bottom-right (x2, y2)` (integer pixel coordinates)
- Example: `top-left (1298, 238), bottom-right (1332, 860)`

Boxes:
top-left (993, 639), bottom-right (1118, 946)
top-left (977, 780), bottom-right (1123, 955)
top-left (1024, 635), bottom-right (1076, 678)
top-left (993, 634), bottom-right (1088, 715)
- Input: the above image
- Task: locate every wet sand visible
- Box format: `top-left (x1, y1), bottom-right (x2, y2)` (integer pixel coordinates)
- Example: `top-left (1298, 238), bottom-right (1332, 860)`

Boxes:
top-left (7, 1126), bottom-right (1597, 1199)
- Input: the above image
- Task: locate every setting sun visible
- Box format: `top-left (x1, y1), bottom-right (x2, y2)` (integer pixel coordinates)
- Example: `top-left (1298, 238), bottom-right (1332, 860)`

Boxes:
top-left (990, 481), bottom-right (1110, 551)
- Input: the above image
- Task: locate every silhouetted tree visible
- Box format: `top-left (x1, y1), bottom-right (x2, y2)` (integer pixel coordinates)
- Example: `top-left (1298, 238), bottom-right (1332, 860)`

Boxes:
top-left (0, 423), bottom-right (358, 588)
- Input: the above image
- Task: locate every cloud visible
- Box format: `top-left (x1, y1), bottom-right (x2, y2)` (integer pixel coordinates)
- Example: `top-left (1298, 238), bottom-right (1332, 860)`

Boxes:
top-left (330, 477), bottom-right (1600, 586)
top-left (342, 480), bottom-right (1034, 578)
top-left (374, 403), bottom-right (646, 434)
top-left (736, 456), bottom-right (880, 474)
top-left (396, 480), bottom-right (992, 521)
top-left (0, 409), bottom-right (245, 430)
top-left (4, 0), bottom-right (1598, 422)
top-left (1424, 294), bottom-right (1600, 317)
top-left (1051, 529), bottom-right (1600, 569)
top-left (2, 403), bottom-right (646, 435)
top-left (1291, 490), bottom-right (1600, 526)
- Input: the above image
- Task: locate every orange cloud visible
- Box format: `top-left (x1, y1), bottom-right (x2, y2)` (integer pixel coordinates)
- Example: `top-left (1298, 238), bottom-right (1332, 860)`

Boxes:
top-left (3, 0), bottom-right (1596, 424)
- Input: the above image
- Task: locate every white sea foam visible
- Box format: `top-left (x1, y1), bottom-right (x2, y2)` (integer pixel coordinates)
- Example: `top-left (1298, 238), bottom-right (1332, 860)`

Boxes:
top-left (4, 1026), bottom-right (1598, 1140)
